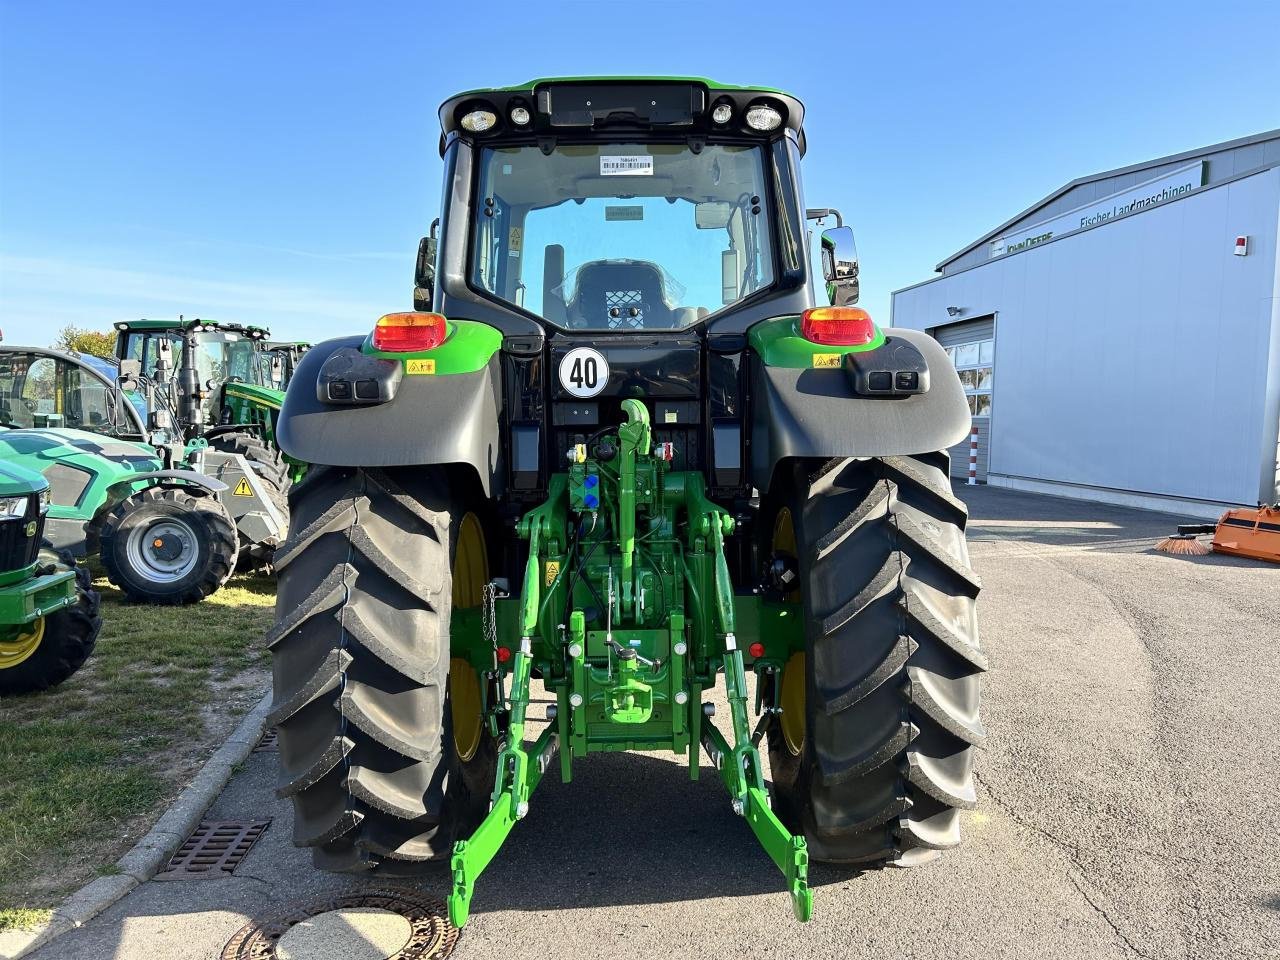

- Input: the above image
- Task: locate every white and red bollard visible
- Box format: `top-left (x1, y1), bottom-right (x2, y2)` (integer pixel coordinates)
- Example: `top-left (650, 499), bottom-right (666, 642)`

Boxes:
top-left (967, 425), bottom-right (979, 486)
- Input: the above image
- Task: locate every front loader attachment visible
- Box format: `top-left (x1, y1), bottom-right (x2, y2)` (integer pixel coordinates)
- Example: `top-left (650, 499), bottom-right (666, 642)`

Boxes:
top-left (447, 399), bottom-right (812, 926)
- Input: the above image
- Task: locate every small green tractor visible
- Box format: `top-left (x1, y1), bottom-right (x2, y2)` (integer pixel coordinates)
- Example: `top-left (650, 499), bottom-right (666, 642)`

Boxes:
top-left (0, 428), bottom-right (237, 604)
top-left (0, 460), bottom-right (101, 695)
top-left (113, 318), bottom-right (301, 485)
top-left (270, 78), bottom-right (984, 925)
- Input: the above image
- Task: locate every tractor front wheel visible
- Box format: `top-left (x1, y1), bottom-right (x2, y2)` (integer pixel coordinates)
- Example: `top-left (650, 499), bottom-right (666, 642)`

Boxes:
top-left (763, 454), bottom-right (986, 865)
top-left (98, 487), bottom-right (238, 604)
top-left (0, 546), bottom-right (102, 696)
top-left (270, 466), bottom-right (497, 872)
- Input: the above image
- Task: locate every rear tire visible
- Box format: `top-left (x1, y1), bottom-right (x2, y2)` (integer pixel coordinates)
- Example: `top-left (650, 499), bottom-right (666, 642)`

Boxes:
top-left (763, 454), bottom-right (986, 865)
top-left (0, 546), bottom-right (102, 696)
top-left (209, 431), bottom-right (291, 491)
top-left (270, 466), bottom-right (497, 872)
top-left (99, 487), bottom-right (238, 604)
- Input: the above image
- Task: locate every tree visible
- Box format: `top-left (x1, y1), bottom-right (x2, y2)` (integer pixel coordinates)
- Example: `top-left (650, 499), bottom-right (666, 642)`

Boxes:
top-left (53, 324), bottom-right (116, 359)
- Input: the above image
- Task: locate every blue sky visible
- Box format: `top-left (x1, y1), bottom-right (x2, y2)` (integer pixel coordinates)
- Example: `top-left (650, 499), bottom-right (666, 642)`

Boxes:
top-left (2, 1), bottom-right (1278, 346)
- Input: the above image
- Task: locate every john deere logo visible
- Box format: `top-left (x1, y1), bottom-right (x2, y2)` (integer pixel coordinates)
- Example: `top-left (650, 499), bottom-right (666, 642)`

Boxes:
top-left (24, 521), bottom-right (37, 538)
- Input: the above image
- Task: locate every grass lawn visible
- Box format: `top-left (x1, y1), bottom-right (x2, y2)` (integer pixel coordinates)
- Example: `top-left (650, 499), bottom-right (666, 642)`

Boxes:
top-left (0, 570), bottom-right (274, 930)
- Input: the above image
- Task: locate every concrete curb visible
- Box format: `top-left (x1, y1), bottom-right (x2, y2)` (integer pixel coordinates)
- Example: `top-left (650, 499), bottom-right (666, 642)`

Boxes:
top-left (0, 692), bottom-right (273, 960)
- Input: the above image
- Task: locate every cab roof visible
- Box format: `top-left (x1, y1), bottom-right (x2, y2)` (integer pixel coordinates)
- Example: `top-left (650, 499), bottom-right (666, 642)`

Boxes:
top-left (116, 319), bottom-right (272, 338)
top-left (438, 76), bottom-right (806, 154)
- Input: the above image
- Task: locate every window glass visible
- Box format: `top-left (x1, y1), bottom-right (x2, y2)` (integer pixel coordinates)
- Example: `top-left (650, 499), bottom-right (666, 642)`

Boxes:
top-left (23, 357), bottom-right (59, 425)
top-left (979, 339), bottom-right (995, 364)
top-left (0, 353), bottom-right (34, 427)
top-left (973, 394), bottom-right (992, 417)
top-left (471, 143), bottom-right (775, 329)
top-left (953, 342), bottom-right (980, 367)
top-left (58, 361), bottom-right (112, 430)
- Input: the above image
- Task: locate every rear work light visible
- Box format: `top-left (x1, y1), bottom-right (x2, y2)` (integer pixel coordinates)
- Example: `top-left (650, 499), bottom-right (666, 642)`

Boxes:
top-left (372, 312), bottom-right (448, 352)
top-left (800, 307), bottom-right (877, 346)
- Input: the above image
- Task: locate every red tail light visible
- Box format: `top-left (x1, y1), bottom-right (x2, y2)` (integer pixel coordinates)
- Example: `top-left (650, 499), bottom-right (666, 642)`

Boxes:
top-left (372, 312), bottom-right (448, 352)
top-left (800, 307), bottom-right (877, 346)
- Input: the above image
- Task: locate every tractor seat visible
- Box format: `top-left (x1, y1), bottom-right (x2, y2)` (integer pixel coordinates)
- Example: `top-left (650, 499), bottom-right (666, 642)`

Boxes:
top-left (566, 260), bottom-right (678, 330)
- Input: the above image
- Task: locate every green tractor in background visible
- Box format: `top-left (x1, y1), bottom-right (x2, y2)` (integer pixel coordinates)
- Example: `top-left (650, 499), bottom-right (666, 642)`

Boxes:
top-left (262, 340), bottom-right (311, 391)
top-left (0, 460), bottom-right (101, 695)
top-left (0, 345), bottom-right (288, 573)
top-left (269, 78), bottom-right (984, 925)
top-left (113, 318), bottom-right (302, 486)
top-left (0, 428), bottom-right (237, 604)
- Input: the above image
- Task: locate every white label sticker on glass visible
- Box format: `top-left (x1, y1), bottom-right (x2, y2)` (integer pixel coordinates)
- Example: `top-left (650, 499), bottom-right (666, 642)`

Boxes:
top-left (600, 155), bottom-right (653, 177)
top-left (559, 347), bottom-right (610, 398)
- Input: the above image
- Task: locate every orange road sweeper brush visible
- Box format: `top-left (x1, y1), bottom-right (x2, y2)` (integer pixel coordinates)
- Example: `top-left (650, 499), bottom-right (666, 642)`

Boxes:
top-left (1155, 504), bottom-right (1280, 563)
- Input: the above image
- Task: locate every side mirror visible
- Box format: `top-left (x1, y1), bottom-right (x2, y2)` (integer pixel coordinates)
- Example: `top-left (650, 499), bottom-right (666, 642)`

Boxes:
top-left (695, 201), bottom-right (733, 230)
top-left (413, 220), bottom-right (440, 311)
top-left (118, 359), bottom-right (142, 383)
top-left (820, 225), bottom-right (859, 306)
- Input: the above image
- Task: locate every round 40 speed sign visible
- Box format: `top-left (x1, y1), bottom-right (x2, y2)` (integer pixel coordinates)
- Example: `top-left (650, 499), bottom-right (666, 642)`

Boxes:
top-left (558, 347), bottom-right (610, 398)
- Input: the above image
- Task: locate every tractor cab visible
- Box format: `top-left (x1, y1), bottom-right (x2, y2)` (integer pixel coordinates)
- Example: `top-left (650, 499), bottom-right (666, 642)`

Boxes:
top-left (414, 77), bottom-right (853, 334)
top-left (113, 319), bottom-right (277, 429)
top-left (392, 78), bottom-right (863, 505)
top-left (0, 346), bottom-right (143, 436)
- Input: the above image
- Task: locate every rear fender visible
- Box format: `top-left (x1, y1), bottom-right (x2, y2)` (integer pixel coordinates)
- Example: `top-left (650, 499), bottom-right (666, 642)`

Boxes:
top-left (276, 335), bottom-right (502, 496)
top-left (750, 326), bottom-right (971, 493)
top-left (105, 469), bottom-right (228, 497)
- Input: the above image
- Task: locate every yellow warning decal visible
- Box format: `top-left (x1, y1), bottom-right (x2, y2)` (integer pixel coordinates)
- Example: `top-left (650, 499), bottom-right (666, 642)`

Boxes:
top-left (544, 560), bottom-right (561, 586)
top-left (406, 358), bottom-right (436, 375)
top-left (232, 477), bottom-right (254, 497)
top-left (812, 353), bottom-right (842, 368)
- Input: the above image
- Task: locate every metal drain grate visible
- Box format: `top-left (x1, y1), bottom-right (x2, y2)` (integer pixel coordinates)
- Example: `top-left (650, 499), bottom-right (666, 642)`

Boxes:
top-left (252, 727), bottom-right (278, 752)
top-left (220, 888), bottom-right (459, 959)
top-left (156, 819), bottom-right (270, 880)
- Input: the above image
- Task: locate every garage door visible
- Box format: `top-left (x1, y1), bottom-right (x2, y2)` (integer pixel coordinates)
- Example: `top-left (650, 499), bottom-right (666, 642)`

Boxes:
top-left (932, 317), bottom-right (995, 482)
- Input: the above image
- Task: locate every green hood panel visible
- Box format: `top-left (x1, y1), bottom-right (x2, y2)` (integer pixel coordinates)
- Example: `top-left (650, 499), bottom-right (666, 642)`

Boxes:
top-left (0, 429), bottom-right (164, 521)
top-left (0, 460), bottom-right (49, 498)
top-left (224, 381), bottom-right (286, 410)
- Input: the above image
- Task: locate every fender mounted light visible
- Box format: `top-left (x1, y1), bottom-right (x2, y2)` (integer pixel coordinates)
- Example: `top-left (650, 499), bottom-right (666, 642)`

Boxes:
top-left (800, 307), bottom-right (877, 346)
top-left (372, 312), bottom-right (448, 352)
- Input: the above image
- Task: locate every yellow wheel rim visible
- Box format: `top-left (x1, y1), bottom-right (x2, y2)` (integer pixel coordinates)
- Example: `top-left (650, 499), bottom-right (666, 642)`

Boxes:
top-left (779, 652), bottom-right (806, 757)
top-left (0, 618), bottom-right (45, 670)
top-left (450, 513), bottom-right (488, 763)
top-left (772, 508), bottom-right (805, 755)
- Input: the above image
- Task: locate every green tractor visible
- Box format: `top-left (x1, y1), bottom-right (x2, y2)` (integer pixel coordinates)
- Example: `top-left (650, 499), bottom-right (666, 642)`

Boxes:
top-left (269, 78), bottom-right (984, 925)
top-left (0, 428), bottom-right (237, 604)
top-left (262, 341), bottom-right (311, 390)
top-left (113, 318), bottom-right (299, 485)
top-left (0, 345), bottom-right (288, 571)
top-left (0, 460), bottom-right (101, 695)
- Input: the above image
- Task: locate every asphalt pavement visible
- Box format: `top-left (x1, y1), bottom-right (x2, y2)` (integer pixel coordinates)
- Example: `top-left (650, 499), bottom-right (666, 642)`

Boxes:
top-left (31, 484), bottom-right (1280, 960)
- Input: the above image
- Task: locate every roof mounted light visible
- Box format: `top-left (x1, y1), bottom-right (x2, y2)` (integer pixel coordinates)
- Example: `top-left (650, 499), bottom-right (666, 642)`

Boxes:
top-left (372, 312), bottom-right (448, 353)
top-left (509, 104), bottom-right (531, 126)
top-left (710, 102), bottom-right (733, 125)
top-left (460, 108), bottom-right (498, 133)
top-left (745, 102), bottom-right (783, 132)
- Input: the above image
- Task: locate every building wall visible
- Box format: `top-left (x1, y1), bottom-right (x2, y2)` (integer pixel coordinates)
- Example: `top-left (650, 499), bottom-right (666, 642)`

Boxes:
top-left (941, 133), bottom-right (1280, 275)
top-left (892, 166), bottom-right (1280, 508)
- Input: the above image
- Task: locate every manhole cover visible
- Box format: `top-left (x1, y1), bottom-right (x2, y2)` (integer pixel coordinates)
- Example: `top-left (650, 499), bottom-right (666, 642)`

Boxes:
top-left (253, 728), bottom-right (279, 752)
top-left (221, 889), bottom-right (458, 960)
top-left (156, 820), bottom-right (271, 879)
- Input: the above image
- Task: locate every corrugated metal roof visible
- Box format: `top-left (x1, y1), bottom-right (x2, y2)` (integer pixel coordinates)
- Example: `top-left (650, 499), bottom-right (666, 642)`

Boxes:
top-left (935, 128), bottom-right (1280, 272)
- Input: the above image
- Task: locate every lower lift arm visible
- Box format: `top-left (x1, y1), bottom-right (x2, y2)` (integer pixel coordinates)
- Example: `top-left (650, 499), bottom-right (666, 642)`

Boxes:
top-left (447, 403), bottom-right (812, 926)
